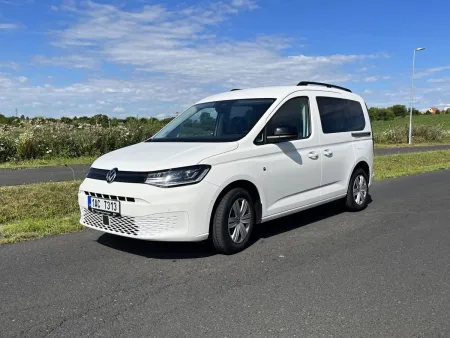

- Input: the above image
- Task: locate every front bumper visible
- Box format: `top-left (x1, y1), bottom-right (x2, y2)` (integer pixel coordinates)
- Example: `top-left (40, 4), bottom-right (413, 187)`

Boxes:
top-left (78, 178), bottom-right (219, 242)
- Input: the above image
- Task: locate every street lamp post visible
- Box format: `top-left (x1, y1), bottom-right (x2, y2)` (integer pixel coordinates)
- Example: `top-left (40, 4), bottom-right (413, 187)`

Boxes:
top-left (408, 47), bottom-right (425, 144)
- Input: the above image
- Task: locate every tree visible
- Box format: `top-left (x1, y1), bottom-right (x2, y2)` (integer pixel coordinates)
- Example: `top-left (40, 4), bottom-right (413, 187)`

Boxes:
top-left (60, 117), bottom-right (71, 124)
top-left (390, 105), bottom-right (407, 118)
top-left (377, 108), bottom-right (395, 121)
top-left (161, 117), bottom-right (175, 124)
top-left (368, 107), bottom-right (379, 121)
top-left (92, 114), bottom-right (109, 126)
top-left (0, 114), bottom-right (7, 124)
top-left (411, 108), bottom-right (421, 115)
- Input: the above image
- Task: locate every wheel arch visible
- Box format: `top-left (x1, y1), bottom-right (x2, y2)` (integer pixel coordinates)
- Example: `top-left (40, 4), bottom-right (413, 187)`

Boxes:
top-left (208, 180), bottom-right (263, 236)
top-left (353, 160), bottom-right (370, 178)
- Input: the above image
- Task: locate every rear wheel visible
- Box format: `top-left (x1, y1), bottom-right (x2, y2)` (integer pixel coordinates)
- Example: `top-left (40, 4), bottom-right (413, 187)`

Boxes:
top-left (211, 188), bottom-right (255, 255)
top-left (345, 168), bottom-right (369, 211)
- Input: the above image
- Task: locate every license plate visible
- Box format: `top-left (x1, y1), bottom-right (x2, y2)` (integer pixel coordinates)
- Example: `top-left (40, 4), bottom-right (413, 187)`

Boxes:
top-left (88, 196), bottom-right (121, 216)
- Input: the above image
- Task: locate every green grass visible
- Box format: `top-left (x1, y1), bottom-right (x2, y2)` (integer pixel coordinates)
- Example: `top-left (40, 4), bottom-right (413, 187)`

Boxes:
top-left (374, 142), bottom-right (449, 149)
top-left (374, 150), bottom-right (450, 180)
top-left (372, 114), bottom-right (450, 145)
top-left (0, 156), bottom-right (96, 169)
top-left (0, 180), bottom-right (83, 244)
top-left (2, 150), bottom-right (450, 244)
top-left (371, 114), bottom-right (450, 133)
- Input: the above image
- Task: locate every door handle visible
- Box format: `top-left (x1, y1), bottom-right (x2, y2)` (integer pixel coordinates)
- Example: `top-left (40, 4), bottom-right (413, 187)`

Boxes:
top-left (324, 149), bottom-right (333, 157)
top-left (307, 151), bottom-right (319, 160)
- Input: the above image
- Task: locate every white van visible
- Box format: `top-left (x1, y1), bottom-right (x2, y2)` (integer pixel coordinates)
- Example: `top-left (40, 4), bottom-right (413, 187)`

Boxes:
top-left (78, 81), bottom-right (374, 254)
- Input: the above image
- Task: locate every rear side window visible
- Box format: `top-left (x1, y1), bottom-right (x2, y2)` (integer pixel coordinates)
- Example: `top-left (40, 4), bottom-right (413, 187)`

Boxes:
top-left (316, 96), bottom-right (366, 134)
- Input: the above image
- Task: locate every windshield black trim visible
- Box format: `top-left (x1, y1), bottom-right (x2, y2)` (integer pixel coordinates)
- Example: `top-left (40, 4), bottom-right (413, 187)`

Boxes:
top-left (147, 138), bottom-right (240, 143)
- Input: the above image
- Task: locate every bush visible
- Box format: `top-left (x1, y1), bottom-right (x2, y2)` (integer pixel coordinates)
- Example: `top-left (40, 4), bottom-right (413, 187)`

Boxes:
top-left (0, 130), bottom-right (17, 162)
top-left (0, 120), bottom-right (166, 163)
top-left (378, 108), bottom-right (395, 121)
top-left (374, 124), bottom-right (449, 144)
top-left (1, 117), bottom-right (450, 162)
top-left (369, 107), bottom-right (395, 121)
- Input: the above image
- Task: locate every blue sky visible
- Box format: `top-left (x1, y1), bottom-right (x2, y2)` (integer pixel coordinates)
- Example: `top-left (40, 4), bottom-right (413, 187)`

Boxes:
top-left (0, 0), bottom-right (449, 118)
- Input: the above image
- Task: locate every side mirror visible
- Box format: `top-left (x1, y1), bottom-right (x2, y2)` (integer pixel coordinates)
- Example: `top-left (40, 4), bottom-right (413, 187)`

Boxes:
top-left (266, 125), bottom-right (298, 143)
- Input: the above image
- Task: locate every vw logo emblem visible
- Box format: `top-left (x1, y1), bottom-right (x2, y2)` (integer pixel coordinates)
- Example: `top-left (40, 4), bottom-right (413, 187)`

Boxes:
top-left (106, 168), bottom-right (118, 183)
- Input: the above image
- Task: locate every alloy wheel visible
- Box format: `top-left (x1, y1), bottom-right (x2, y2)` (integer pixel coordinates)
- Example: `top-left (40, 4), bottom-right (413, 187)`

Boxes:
top-left (228, 198), bottom-right (252, 244)
top-left (353, 175), bottom-right (367, 205)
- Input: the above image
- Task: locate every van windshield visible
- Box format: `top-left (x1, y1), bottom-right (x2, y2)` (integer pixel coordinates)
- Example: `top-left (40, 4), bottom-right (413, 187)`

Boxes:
top-left (149, 98), bottom-right (276, 142)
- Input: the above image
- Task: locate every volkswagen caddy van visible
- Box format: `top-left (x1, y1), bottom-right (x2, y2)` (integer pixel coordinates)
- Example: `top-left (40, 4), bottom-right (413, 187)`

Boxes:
top-left (78, 81), bottom-right (374, 254)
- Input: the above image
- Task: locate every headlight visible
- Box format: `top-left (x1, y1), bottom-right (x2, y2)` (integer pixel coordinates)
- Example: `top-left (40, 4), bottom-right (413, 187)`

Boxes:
top-left (145, 165), bottom-right (211, 188)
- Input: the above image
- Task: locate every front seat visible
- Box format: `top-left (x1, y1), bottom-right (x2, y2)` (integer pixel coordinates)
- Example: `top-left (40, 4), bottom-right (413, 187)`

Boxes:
top-left (229, 116), bottom-right (249, 134)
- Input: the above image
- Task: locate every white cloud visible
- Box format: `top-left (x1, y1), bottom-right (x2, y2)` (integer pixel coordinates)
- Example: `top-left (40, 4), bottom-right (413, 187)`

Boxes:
top-left (0, 23), bottom-right (19, 30)
top-left (113, 106), bottom-right (125, 113)
top-left (0, 62), bottom-right (19, 70)
top-left (17, 76), bottom-right (28, 83)
top-left (364, 76), bottom-right (378, 82)
top-left (415, 66), bottom-right (450, 79)
top-left (1, 1), bottom-right (394, 117)
top-left (51, 0), bottom-right (388, 89)
top-left (155, 112), bottom-right (175, 119)
top-left (231, 0), bottom-right (258, 9)
top-left (428, 77), bottom-right (450, 83)
top-left (362, 83), bottom-right (450, 110)
top-left (0, 0), bottom-right (34, 4)
top-left (32, 55), bottom-right (100, 69)
top-left (363, 75), bottom-right (390, 82)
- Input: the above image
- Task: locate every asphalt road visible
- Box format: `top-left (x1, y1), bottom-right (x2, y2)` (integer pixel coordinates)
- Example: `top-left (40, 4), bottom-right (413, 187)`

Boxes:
top-left (0, 164), bottom-right (90, 186)
top-left (1, 144), bottom-right (450, 187)
top-left (1, 170), bottom-right (450, 337)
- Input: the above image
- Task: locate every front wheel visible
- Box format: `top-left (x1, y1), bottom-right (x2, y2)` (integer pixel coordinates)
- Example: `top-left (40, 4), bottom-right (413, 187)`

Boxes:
top-left (211, 188), bottom-right (255, 255)
top-left (345, 168), bottom-right (369, 211)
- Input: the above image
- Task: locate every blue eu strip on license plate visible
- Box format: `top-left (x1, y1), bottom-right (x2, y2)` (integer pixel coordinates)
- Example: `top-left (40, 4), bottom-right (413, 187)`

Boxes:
top-left (88, 196), bottom-right (91, 208)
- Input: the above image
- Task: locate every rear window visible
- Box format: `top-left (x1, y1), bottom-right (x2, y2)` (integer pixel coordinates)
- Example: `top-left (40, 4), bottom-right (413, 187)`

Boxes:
top-left (316, 96), bottom-right (366, 134)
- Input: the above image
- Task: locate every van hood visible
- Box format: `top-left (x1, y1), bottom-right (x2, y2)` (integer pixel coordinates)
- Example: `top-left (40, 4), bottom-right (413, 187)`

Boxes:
top-left (90, 141), bottom-right (238, 171)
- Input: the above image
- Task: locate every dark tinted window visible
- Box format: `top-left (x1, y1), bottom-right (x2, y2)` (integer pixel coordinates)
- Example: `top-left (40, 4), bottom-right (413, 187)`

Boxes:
top-left (266, 97), bottom-right (310, 139)
top-left (151, 98), bottom-right (275, 142)
top-left (316, 97), bottom-right (366, 134)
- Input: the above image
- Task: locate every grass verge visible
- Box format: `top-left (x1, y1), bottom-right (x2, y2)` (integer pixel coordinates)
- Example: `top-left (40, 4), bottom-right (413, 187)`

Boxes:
top-left (374, 150), bottom-right (450, 180)
top-left (0, 180), bottom-right (83, 244)
top-left (0, 156), bottom-right (96, 169)
top-left (374, 142), bottom-right (449, 149)
top-left (2, 150), bottom-right (450, 244)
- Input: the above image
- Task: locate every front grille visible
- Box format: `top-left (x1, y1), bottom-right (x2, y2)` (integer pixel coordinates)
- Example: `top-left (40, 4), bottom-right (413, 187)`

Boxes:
top-left (82, 209), bottom-right (138, 236)
top-left (81, 208), bottom-right (181, 237)
top-left (84, 191), bottom-right (135, 203)
top-left (87, 167), bottom-right (148, 184)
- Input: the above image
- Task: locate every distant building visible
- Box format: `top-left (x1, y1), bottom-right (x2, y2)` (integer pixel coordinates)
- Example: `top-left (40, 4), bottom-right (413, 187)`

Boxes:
top-left (428, 107), bottom-right (439, 114)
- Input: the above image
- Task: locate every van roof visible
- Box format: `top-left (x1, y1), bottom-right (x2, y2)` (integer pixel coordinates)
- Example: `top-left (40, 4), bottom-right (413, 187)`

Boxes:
top-left (196, 84), bottom-right (362, 104)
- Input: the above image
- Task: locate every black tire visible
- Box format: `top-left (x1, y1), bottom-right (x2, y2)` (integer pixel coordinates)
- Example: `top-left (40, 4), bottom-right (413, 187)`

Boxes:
top-left (211, 188), bottom-right (255, 255)
top-left (345, 168), bottom-right (369, 211)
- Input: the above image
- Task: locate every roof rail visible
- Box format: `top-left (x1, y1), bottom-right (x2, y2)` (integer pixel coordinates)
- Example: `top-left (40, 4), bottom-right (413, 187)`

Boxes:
top-left (296, 81), bottom-right (352, 93)
top-left (230, 88), bottom-right (241, 91)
